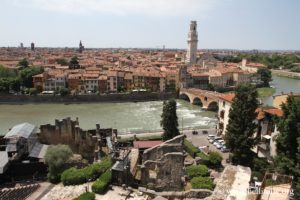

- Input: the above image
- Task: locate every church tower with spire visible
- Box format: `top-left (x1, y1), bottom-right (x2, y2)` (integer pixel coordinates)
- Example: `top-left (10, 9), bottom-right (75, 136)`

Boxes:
top-left (79, 40), bottom-right (84, 53)
top-left (186, 21), bottom-right (198, 64)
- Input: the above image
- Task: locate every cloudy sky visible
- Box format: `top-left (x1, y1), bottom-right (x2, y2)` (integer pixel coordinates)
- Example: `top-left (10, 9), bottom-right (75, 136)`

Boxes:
top-left (0, 0), bottom-right (299, 50)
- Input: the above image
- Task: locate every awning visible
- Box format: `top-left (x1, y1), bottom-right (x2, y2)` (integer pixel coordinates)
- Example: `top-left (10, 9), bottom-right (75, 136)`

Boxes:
top-left (263, 135), bottom-right (272, 140)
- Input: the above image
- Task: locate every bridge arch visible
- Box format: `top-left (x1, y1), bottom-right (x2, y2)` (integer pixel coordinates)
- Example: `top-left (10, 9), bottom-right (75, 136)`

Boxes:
top-left (192, 97), bottom-right (203, 107)
top-left (207, 101), bottom-right (219, 112)
top-left (179, 93), bottom-right (191, 102)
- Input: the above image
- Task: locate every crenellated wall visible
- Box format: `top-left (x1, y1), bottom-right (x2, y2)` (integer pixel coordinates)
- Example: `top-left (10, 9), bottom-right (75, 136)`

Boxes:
top-left (39, 117), bottom-right (117, 162)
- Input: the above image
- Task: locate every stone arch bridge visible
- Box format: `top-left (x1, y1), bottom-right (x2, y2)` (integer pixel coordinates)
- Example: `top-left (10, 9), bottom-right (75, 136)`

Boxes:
top-left (179, 88), bottom-right (224, 111)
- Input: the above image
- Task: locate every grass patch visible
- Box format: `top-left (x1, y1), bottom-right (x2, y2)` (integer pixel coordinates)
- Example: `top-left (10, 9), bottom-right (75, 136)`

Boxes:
top-left (257, 87), bottom-right (275, 98)
top-left (191, 176), bottom-right (214, 190)
top-left (73, 192), bottom-right (95, 200)
top-left (186, 165), bottom-right (209, 178)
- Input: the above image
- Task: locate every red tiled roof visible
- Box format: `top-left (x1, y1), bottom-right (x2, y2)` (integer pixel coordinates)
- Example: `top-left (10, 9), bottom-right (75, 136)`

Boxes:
top-left (220, 93), bottom-right (235, 102)
top-left (264, 108), bottom-right (283, 117)
top-left (133, 141), bottom-right (162, 149)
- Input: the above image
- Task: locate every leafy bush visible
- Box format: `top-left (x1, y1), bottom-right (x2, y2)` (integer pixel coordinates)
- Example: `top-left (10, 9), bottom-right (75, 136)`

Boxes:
top-left (251, 171), bottom-right (264, 182)
top-left (61, 157), bottom-right (112, 185)
top-left (186, 165), bottom-right (209, 178)
top-left (29, 88), bottom-right (37, 95)
top-left (59, 88), bottom-right (69, 96)
top-left (91, 170), bottom-right (112, 194)
top-left (207, 151), bottom-right (222, 168)
top-left (191, 176), bottom-right (214, 190)
top-left (196, 152), bottom-right (209, 160)
top-left (73, 192), bottom-right (95, 200)
top-left (184, 139), bottom-right (200, 158)
top-left (45, 144), bottom-right (73, 183)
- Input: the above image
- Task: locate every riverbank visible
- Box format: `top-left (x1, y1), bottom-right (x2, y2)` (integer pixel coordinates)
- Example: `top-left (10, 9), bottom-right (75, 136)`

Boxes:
top-left (271, 69), bottom-right (300, 79)
top-left (0, 92), bottom-right (176, 104)
top-left (117, 128), bottom-right (216, 142)
top-left (257, 87), bottom-right (276, 98)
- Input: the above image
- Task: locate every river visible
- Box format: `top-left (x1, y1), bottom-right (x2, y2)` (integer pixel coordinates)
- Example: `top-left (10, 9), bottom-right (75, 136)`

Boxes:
top-left (1, 74), bottom-right (299, 135)
top-left (261, 74), bottom-right (300, 105)
top-left (0, 100), bottom-right (217, 135)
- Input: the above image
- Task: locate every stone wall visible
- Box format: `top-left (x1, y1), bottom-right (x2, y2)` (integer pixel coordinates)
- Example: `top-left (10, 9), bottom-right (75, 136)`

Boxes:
top-left (0, 92), bottom-right (176, 104)
top-left (141, 135), bottom-right (185, 191)
top-left (139, 187), bottom-right (212, 199)
top-left (39, 117), bottom-right (117, 162)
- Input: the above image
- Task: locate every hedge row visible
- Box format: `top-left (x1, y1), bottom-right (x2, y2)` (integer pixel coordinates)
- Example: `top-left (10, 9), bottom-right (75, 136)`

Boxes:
top-left (184, 139), bottom-right (200, 158)
top-left (73, 192), bottom-right (95, 200)
top-left (61, 157), bottom-right (112, 185)
top-left (191, 176), bottom-right (214, 190)
top-left (186, 164), bottom-right (209, 179)
top-left (91, 170), bottom-right (112, 194)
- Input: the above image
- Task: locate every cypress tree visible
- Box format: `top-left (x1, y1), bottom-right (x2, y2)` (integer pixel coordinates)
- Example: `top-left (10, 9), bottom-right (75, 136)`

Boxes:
top-left (160, 99), bottom-right (180, 141)
top-left (225, 84), bottom-right (259, 165)
top-left (275, 96), bottom-right (300, 198)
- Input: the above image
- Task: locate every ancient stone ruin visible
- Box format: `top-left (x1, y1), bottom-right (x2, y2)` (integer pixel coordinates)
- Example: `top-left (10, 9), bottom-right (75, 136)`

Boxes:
top-left (38, 117), bottom-right (117, 162)
top-left (140, 135), bottom-right (185, 191)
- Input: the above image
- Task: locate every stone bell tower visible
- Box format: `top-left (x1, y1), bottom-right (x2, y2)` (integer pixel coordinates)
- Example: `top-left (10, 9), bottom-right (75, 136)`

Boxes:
top-left (186, 21), bottom-right (198, 64)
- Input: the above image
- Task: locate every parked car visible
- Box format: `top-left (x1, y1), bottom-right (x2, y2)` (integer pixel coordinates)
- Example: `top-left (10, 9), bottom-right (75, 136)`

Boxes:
top-left (221, 145), bottom-right (229, 152)
top-left (212, 137), bottom-right (222, 145)
top-left (209, 138), bottom-right (215, 143)
top-left (216, 143), bottom-right (223, 149)
top-left (207, 134), bottom-right (215, 140)
top-left (218, 140), bottom-right (225, 145)
top-left (202, 130), bottom-right (208, 134)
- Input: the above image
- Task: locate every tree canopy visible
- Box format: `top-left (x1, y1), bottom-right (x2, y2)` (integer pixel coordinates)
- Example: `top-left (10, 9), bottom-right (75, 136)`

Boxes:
top-left (56, 58), bottom-right (69, 66)
top-left (216, 53), bottom-right (300, 70)
top-left (19, 67), bottom-right (44, 88)
top-left (257, 68), bottom-right (272, 87)
top-left (225, 84), bottom-right (259, 165)
top-left (18, 58), bottom-right (29, 68)
top-left (275, 96), bottom-right (300, 198)
top-left (45, 144), bottom-right (73, 183)
top-left (69, 56), bottom-right (80, 69)
top-left (160, 99), bottom-right (180, 141)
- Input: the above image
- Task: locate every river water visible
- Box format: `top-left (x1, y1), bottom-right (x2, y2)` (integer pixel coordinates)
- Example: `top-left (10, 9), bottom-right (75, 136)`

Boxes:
top-left (0, 100), bottom-right (217, 135)
top-left (261, 75), bottom-right (300, 105)
top-left (1, 75), bottom-right (299, 135)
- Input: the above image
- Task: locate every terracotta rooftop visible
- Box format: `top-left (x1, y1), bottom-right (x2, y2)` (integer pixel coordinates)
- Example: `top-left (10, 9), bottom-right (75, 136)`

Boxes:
top-left (264, 108), bottom-right (283, 117)
top-left (220, 93), bottom-right (235, 102)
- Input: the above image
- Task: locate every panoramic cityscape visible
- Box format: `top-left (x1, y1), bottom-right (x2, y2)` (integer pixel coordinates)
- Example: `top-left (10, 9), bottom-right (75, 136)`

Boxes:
top-left (0, 0), bottom-right (300, 200)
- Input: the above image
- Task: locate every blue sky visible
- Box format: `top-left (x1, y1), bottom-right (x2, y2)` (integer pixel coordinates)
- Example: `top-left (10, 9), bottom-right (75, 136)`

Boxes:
top-left (0, 0), bottom-right (299, 50)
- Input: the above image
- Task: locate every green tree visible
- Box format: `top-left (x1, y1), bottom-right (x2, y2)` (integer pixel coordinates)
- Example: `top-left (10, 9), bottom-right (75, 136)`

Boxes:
top-left (275, 96), bottom-right (300, 198)
top-left (225, 84), bottom-right (259, 165)
top-left (257, 68), bottom-right (272, 87)
top-left (59, 88), bottom-right (70, 96)
top-left (69, 56), bottom-right (80, 69)
top-left (29, 87), bottom-right (38, 95)
top-left (19, 67), bottom-right (43, 88)
top-left (160, 99), bottom-right (180, 141)
top-left (9, 78), bottom-right (20, 92)
top-left (56, 58), bottom-right (69, 66)
top-left (18, 58), bottom-right (29, 68)
top-left (45, 144), bottom-right (73, 183)
top-left (0, 78), bottom-right (10, 93)
top-left (207, 151), bottom-right (223, 168)
top-left (0, 65), bottom-right (17, 78)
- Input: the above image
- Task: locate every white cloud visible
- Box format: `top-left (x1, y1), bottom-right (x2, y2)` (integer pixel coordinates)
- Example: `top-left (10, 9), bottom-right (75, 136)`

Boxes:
top-left (11, 0), bottom-right (217, 17)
